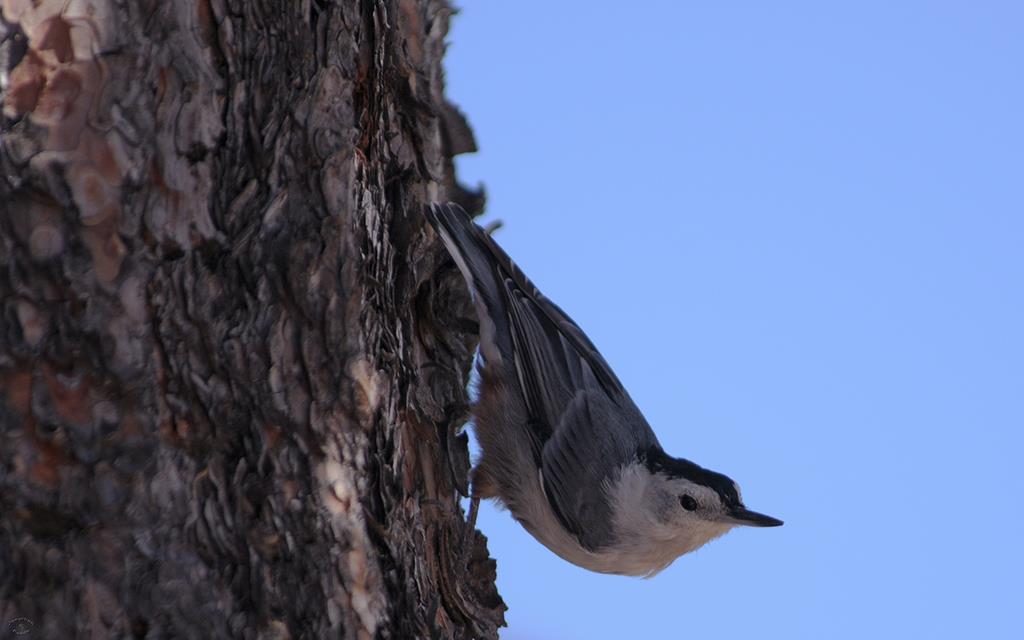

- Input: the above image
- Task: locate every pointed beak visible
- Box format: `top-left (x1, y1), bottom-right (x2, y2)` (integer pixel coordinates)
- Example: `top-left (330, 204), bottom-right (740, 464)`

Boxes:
top-left (728, 506), bottom-right (784, 527)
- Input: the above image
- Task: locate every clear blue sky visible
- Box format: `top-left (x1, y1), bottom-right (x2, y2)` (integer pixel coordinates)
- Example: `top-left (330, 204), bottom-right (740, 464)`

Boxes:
top-left (444, 2), bottom-right (1023, 639)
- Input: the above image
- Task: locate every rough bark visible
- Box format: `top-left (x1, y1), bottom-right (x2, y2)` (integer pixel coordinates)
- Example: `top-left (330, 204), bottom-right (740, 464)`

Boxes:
top-left (0, 0), bottom-right (503, 638)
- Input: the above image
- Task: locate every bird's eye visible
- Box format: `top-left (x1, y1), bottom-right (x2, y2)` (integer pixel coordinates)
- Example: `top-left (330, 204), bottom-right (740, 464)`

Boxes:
top-left (679, 495), bottom-right (698, 511)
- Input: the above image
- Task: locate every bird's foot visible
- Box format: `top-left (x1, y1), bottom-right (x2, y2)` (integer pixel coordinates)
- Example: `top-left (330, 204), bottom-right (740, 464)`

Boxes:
top-left (458, 494), bottom-right (480, 573)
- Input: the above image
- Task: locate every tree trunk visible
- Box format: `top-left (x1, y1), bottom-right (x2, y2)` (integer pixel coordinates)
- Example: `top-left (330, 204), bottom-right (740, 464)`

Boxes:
top-left (0, 0), bottom-right (503, 637)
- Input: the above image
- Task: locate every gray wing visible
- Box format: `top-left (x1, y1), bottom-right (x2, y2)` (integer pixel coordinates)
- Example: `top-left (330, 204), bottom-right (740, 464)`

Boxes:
top-left (500, 276), bottom-right (659, 549)
top-left (426, 204), bottom-right (658, 548)
top-left (541, 389), bottom-right (658, 551)
top-left (496, 259), bottom-right (660, 550)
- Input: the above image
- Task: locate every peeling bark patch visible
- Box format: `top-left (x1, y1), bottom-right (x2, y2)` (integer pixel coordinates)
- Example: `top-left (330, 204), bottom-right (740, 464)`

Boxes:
top-left (33, 15), bottom-right (73, 63)
top-left (349, 357), bottom-right (383, 422)
top-left (3, 49), bottom-right (45, 117)
top-left (15, 299), bottom-right (47, 346)
top-left (318, 446), bottom-right (385, 635)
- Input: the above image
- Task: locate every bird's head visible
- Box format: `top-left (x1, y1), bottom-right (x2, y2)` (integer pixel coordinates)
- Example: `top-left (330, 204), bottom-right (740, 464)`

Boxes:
top-left (639, 446), bottom-right (782, 543)
top-left (601, 447), bottom-right (783, 576)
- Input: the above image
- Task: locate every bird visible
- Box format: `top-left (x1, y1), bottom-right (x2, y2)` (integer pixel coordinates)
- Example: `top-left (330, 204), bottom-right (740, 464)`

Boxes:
top-left (426, 203), bottom-right (782, 577)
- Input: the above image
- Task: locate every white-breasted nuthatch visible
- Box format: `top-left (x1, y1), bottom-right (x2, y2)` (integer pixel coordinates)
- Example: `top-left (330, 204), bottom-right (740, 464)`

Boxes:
top-left (427, 203), bottom-right (782, 577)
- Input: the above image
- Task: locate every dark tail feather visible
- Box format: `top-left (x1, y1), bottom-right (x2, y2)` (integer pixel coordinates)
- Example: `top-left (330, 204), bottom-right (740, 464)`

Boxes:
top-left (426, 202), bottom-right (627, 403)
top-left (426, 203), bottom-right (513, 363)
